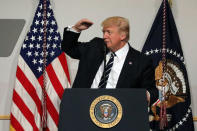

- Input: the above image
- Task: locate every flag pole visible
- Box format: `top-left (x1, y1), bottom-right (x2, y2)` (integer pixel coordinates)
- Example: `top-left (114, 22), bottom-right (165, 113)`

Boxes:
top-left (159, 0), bottom-right (168, 129)
top-left (42, 0), bottom-right (48, 129)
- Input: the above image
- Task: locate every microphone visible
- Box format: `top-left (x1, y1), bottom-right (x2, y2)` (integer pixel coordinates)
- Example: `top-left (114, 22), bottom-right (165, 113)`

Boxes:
top-left (103, 42), bottom-right (107, 83)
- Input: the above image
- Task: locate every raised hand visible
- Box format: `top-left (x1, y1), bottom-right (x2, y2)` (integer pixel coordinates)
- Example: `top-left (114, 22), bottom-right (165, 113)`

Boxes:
top-left (72, 18), bottom-right (93, 32)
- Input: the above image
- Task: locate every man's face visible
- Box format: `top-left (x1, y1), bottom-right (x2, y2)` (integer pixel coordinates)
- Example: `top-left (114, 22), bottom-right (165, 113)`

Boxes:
top-left (102, 26), bottom-right (126, 52)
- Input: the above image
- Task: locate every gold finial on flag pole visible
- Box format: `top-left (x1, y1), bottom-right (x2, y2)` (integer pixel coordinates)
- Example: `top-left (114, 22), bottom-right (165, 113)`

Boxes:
top-left (168, 0), bottom-right (172, 8)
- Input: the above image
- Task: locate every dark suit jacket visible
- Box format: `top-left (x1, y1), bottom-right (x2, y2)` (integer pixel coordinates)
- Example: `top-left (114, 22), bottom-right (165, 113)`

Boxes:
top-left (61, 28), bottom-right (158, 105)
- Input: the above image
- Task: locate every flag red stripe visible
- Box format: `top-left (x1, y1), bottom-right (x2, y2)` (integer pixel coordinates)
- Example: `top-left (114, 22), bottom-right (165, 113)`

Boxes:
top-left (10, 114), bottom-right (24, 131)
top-left (46, 94), bottom-right (59, 126)
top-left (58, 53), bottom-right (71, 83)
top-left (16, 66), bottom-right (42, 116)
top-left (38, 76), bottom-right (59, 127)
top-left (13, 90), bottom-right (39, 131)
top-left (46, 64), bottom-right (64, 99)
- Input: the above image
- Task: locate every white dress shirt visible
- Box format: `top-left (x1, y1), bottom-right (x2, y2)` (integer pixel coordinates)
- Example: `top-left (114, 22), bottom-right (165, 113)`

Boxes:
top-left (91, 43), bottom-right (129, 89)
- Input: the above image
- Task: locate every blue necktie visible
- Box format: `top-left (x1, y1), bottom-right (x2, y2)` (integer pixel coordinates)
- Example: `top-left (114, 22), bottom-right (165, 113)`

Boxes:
top-left (98, 53), bottom-right (115, 88)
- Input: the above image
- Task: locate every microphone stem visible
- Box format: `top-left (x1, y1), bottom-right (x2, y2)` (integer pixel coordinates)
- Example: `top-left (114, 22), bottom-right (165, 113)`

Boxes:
top-left (104, 44), bottom-right (107, 82)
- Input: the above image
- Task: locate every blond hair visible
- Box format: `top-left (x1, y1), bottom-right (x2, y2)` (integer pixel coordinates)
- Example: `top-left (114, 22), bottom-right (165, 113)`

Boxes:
top-left (101, 16), bottom-right (130, 42)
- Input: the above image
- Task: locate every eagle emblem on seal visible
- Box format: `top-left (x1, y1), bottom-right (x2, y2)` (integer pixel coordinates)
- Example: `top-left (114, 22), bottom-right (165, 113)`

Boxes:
top-left (150, 60), bottom-right (186, 121)
top-left (100, 103), bottom-right (113, 120)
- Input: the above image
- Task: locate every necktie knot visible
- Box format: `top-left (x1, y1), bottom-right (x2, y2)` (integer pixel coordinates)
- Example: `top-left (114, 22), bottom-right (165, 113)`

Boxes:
top-left (111, 52), bottom-right (116, 57)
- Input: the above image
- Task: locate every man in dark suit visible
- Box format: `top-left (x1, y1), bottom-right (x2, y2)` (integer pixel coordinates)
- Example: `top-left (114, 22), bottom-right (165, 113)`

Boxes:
top-left (61, 16), bottom-right (158, 105)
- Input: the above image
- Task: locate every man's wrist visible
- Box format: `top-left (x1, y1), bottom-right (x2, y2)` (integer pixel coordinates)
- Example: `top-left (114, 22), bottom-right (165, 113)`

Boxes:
top-left (67, 26), bottom-right (80, 33)
top-left (72, 26), bottom-right (81, 33)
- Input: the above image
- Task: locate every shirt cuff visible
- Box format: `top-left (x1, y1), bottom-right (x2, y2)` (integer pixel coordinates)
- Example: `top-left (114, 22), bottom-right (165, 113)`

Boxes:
top-left (67, 26), bottom-right (80, 33)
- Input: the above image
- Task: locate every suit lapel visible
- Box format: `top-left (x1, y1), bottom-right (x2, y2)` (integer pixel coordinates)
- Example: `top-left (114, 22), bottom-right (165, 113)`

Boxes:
top-left (87, 41), bottom-right (108, 88)
top-left (116, 46), bottom-right (138, 88)
top-left (89, 54), bottom-right (103, 82)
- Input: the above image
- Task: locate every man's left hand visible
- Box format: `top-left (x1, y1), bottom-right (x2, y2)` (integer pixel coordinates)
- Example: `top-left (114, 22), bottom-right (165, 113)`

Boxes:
top-left (146, 91), bottom-right (150, 106)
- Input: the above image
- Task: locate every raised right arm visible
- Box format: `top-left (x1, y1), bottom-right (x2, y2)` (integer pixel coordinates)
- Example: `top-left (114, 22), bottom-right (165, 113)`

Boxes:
top-left (61, 19), bottom-right (93, 59)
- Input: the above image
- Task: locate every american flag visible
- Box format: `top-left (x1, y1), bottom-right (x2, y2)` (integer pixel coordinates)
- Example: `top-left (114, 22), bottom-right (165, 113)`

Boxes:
top-left (10, 0), bottom-right (70, 130)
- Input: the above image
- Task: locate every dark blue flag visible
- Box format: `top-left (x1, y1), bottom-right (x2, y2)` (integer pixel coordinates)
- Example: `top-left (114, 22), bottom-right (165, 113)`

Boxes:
top-left (142, 0), bottom-right (194, 130)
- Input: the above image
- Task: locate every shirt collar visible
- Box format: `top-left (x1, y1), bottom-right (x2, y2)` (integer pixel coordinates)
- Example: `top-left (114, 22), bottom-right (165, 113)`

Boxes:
top-left (106, 43), bottom-right (129, 60)
top-left (114, 43), bottom-right (129, 59)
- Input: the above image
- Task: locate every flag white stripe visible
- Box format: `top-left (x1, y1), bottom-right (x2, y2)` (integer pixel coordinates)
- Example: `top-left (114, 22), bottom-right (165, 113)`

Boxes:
top-left (15, 79), bottom-right (41, 129)
top-left (52, 57), bottom-right (71, 89)
top-left (18, 55), bottom-right (42, 100)
top-left (47, 111), bottom-right (58, 131)
top-left (46, 71), bottom-right (61, 112)
top-left (11, 103), bottom-right (33, 130)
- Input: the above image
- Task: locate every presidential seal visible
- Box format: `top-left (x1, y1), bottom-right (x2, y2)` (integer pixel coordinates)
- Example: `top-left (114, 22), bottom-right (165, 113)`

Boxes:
top-left (89, 95), bottom-right (122, 128)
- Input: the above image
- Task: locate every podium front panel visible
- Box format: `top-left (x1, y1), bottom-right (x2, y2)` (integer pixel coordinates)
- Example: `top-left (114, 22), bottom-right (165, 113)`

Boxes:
top-left (58, 88), bottom-right (150, 131)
